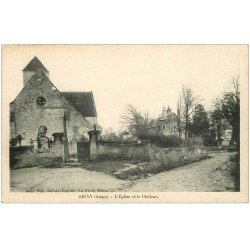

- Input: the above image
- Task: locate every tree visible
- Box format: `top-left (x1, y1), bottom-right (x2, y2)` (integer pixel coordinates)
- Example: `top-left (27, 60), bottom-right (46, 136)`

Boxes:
top-left (211, 98), bottom-right (224, 146)
top-left (181, 85), bottom-right (199, 138)
top-left (191, 104), bottom-right (210, 137)
top-left (176, 94), bottom-right (183, 138)
top-left (121, 104), bottom-right (153, 137)
top-left (102, 127), bottom-right (117, 140)
top-left (221, 75), bottom-right (240, 148)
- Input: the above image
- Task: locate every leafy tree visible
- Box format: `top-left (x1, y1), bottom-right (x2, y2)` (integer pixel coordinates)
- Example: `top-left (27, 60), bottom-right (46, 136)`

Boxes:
top-left (221, 76), bottom-right (240, 147)
top-left (191, 104), bottom-right (210, 140)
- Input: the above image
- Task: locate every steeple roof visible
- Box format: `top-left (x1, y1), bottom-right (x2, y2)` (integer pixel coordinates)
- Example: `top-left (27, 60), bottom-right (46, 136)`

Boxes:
top-left (22, 56), bottom-right (49, 73)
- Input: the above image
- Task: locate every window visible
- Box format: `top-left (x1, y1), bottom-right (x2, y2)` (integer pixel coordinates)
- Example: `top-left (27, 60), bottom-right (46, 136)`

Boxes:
top-left (162, 125), bottom-right (166, 130)
top-left (36, 96), bottom-right (46, 106)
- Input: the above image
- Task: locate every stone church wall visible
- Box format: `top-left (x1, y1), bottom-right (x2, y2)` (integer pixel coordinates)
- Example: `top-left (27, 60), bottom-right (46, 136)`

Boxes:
top-left (23, 70), bottom-right (50, 86)
top-left (65, 106), bottom-right (93, 156)
top-left (10, 72), bottom-right (93, 154)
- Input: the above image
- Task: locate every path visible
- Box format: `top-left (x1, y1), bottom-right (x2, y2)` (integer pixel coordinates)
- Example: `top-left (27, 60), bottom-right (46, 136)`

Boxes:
top-left (10, 166), bottom-right (128, 192)
top-left (125, 151), bottom-right (237, 192)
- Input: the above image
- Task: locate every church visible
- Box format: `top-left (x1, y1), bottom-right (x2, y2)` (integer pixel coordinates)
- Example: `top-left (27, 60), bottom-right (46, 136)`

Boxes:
top-left (10, 57), bottom-right (100, 157)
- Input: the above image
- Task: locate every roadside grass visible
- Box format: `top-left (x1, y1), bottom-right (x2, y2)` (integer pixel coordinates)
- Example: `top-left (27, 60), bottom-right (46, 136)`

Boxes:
top-left (114, 150), bottom-right (210, 180)
top-left (81, 160), bottom-right (142, 175)
top-left (229, 153), bottom-right (240, 191)
top-left (150, 148), bottom-right (208, 171)
top-left (81, 147), bottom-right (209, 180)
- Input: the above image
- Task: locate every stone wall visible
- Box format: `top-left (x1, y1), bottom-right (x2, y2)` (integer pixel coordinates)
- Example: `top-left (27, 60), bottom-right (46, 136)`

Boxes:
top-left (95, 140), bottom-right (150, 161)
top-left (10, 71), bottom-right (92, 146)
top-left (23, 70), bottom-right (49, 86)
top-left (10, 144), bottom-right (65, 169)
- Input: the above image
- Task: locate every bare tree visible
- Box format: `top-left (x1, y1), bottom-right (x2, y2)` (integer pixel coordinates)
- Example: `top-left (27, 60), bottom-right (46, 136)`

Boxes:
top-left (211, 97), bottom-right (224, 146)
top-left (181, 85), bottom-right (199, 138)
top-left (121, 104), bottom-right (153, 137)
top-left (176, 94), bottom-right (183, 138)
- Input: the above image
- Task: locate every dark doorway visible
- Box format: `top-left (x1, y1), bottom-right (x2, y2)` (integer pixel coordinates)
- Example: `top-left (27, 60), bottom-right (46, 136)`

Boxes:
top-left (77, 141), bottom-right (90, 161)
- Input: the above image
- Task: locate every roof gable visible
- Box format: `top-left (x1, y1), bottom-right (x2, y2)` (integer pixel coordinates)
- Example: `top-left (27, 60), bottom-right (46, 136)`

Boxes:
top-left (12, 71), bottom-right (65, 108)
top-left (23, 56), bottom-right (49, 73)
top-left (61, 92), bottom-right (97, 117)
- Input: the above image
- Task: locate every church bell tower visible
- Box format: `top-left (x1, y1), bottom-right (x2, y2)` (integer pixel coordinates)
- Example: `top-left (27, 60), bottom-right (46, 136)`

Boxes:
top-left (22, 56), bottom-right (49, 86)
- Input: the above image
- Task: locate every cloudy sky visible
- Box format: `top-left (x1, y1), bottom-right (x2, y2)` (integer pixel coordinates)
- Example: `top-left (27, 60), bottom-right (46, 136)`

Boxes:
top-left (3, 45), bottom-right (248, 131)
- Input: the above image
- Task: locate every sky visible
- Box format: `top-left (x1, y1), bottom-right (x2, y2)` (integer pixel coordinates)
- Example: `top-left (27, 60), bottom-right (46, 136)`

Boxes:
top-left (3, 45), bottom-right (248, 132)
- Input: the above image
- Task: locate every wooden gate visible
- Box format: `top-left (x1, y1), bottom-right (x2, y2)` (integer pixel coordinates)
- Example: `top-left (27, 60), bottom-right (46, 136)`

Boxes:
top-left (77, 141), bottom-right (90, 161)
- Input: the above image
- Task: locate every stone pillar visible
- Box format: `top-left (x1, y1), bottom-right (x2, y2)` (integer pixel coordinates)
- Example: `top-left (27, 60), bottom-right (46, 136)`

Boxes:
top-left (88, 130), bottom-right (101, 161)
top-left (52, 133), bottom-right (65, 161)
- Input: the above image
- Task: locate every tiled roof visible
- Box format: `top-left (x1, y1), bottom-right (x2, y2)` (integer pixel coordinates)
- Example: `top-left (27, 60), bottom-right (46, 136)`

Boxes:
top-left (61, 92), bottom-right (97, 117)
top-left (22, 56), bottom-right (49, 73)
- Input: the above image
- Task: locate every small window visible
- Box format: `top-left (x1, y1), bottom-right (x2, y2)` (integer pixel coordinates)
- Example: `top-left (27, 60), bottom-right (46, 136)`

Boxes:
top-left (162, 125), bottom-right (166, 130)
top-left (36, 96), bottom-right (46, 106)
top-left (10, 111), bottom-right (15, 122)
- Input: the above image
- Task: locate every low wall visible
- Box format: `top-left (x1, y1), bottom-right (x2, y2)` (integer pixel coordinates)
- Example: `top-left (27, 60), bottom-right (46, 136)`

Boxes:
top-left (96, 140), bottom-right (150, 161)
top-left (10, 145), bottom-right (64, 169)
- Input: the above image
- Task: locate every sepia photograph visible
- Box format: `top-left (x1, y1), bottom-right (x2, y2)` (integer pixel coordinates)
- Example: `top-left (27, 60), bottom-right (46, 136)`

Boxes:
top-left (1, 44), bottom-right (248, 202)
top-left (1, 2), bottom-right (250, 250)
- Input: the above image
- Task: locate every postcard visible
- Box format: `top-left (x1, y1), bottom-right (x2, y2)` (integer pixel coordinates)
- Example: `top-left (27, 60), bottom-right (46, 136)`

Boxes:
top-left (1, 45), bottom-right (248, 202)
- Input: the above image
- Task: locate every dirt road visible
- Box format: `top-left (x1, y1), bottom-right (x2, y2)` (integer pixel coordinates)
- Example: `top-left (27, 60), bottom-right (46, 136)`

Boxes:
top-left (10, 151), bottom-right (237, 192)
top-left (125, 151), bottom-right (237, 192)
top-left (10, 166), bottom-right (128, 192)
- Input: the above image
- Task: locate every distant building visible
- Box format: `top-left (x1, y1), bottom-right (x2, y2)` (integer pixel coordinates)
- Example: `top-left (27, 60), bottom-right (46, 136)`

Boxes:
top-left (220, 119), bottom-right (233, 146)
top-left (150, 106), bottom-right (178, 136)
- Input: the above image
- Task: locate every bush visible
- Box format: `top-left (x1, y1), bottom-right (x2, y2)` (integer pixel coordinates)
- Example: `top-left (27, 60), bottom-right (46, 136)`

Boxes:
top-left (113, 147), bottom-right (208, 180)
top-left (229, 153), bottom-right (240, 191)
top-left (181, 138), bottom-right (203, 148)
top-left (138, 134), bottom-right (182, 148)
top-left (151, 147), bottom-right (207, 171)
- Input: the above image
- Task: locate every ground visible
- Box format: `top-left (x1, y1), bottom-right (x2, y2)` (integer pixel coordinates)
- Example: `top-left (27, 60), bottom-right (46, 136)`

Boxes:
top-left (10, 151), bottom-right (238, 192)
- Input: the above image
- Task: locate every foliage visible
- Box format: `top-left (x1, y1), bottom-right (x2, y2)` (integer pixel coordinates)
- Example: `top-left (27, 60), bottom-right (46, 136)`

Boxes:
top-left (191, 104), bottom-right (210, 137)
top-left (151, 147), bottom-right (208, 171)
top-left (102, 127), bottom-right (118, 140)
top-left (229, 153), bottom-right (240, 191)
top-left (221, 76), bottom-right (240, 147)
top-left (210, 105), bottom-right (224, 146)
top-left (112, 148), bottom-right (208, 180)
top-left (181, 137), bottom-right (204, 147)
top-left (138, 134), bottom-right (182, 148)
